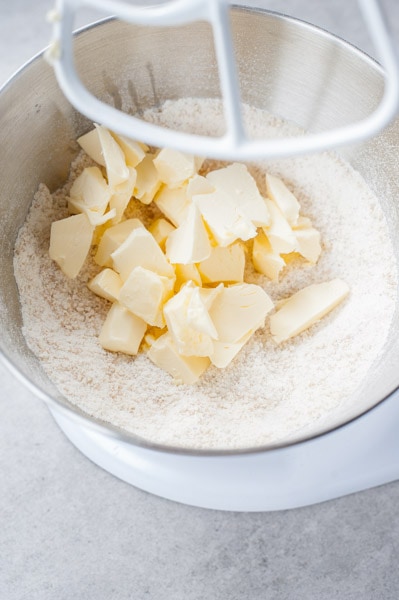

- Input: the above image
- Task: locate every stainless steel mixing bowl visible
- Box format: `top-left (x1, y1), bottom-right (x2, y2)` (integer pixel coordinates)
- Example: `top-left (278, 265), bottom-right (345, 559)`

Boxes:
top-left (1, 8), bottom-right (398, 461)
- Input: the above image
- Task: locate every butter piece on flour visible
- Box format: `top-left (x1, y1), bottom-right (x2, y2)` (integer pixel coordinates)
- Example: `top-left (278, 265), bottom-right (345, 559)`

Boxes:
top-left (111, 133), bottom-right (146, 167)
top-left (147, 333), bottom-right (210, 384)
top-left (99, 303), bottom-right (146, 355)
top-left (263, 199), bottom-right (297, 255)
top-left (95, 124), bottom-right (130, 188)
top-left (134, 154), bottom-right (161, 205)
top-left (111, 227), bottom-right (174, 281)
top-left (164, 283), bottom-right (218, 357)
top-left (94, 218), bottom-right (145, 268)
top-left (148, 218), bottom-right (175, 250)
top-left (88, 268), bottom-right (123, 303)
top-left (270, 279), bottom-right (350, 343)
top-left (49, 213), bottom-right (93, 279)
top-left (69, 166), bottom-right (111, 215)
top-left (165, 204), bottom-right (211, 265)
top-left (195, 189), bottom-right (257, 247)
top-left (198, 243), bottom-right (245, 284)
top-left (209, 283), bottom-right (274, 344)
top-left (207, 163), bottom-right (270, 227)
top-left (153, 148), bottom-right (197, 189)
top-left (119, 266), bottom-right (174, 327)
top-left (252, 230), bottom-right (285, 282)
top-left (154, 185), bottom-right (191, 227)
top-left (266, 173), bottom-right (300, 226)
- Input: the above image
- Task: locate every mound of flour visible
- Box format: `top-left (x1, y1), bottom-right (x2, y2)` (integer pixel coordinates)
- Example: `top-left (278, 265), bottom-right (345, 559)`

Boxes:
top-left (13, 99), bottom-right (397, 450)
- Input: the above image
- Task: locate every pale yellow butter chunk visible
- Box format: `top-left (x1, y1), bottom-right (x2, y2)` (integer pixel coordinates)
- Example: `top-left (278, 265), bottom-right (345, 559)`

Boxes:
top-left (252, 230), bottom-right (285, 282)
top-left (195, 189), bottom-right (257, 247)
top-left (174, 263), bottom-right (202, 290)
top-left (209, 283), bottom-right (274, 344)
top-left (111, 227), bottom-right (174, 281)
top-left (270, 279), bottom-right (350, 344)
top-left (77, 128), bottom-right (105, 166)
top-left (109, 167), bottom-right (137, 225)
top-left (69, 166), bottom-right (111, 214)
top-left (94, 218), bottom-right (145, 267)
top-left (207, 163), bottom-right (270, 227)
top-left (263, 199), bottom-right (297, 254)
top-left (266, 173), bottom-right (300, 226)
top-left (154, 185), bottom-right (191, 227)
top-left (94, 124), bottom-right (130, 188)
top-left (119, 266), bottom-right (174, 327)
top-left (49, 213), bottom-right (93, 279)
top-left (147, 333), bottom-right (210, 384)
top-left (186, 174), bottom-right (214, 199)
top-left (198, 243), bottom-right (245, 284)
top-left (149, 218), bottom-right (175, 250)
top-left (164, 283), bottom-right (218, 357)
top-left (111, 133), bottom-right (146, 167)
top-left (153, 148), bottom-right (197, 189)
top-left (293, 216), bottom-right (313, 230)
top-left (68, 204), bottom-right (116, 227)
top-left (99, 303), bottom-right (146, 355)
top-left (88, 268), bottom-right (123, 302)
top-left (134, 154), bottom-right (161, 204)
top-left (294, 227), bottom-right (322, 263)
top-left (210, 330), bottom-right (254, 369)
top-left (165, 204), bottom-right (211, 265)
top-left (198, 283), bottom-right (224, 310)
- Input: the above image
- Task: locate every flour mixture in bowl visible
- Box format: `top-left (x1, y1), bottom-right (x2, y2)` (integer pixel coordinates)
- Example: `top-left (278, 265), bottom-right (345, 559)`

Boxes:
top-left (13, 99), bottom-right (398, 450)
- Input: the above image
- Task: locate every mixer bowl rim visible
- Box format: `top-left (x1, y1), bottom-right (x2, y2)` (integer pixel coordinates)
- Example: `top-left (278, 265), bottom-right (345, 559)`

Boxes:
top-left (1, 7), bottom-right (395, 457)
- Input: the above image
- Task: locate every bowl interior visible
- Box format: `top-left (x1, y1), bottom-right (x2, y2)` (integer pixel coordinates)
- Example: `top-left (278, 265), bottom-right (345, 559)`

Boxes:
top-left (0, 9), bottom-right (398, 452)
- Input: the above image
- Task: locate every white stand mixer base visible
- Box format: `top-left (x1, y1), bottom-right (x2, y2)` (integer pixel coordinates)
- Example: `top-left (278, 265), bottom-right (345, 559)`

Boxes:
top-left (50, 393), bottom-right (399, 512)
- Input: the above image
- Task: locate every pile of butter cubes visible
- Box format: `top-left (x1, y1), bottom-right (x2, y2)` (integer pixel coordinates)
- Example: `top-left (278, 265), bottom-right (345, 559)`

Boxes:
top-left (49, 124), bottom-right (349, 384)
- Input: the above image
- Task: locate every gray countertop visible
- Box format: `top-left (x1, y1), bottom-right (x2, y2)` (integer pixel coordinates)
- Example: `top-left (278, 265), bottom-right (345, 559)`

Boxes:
top-left (2, 1), bottom-right (399, 598)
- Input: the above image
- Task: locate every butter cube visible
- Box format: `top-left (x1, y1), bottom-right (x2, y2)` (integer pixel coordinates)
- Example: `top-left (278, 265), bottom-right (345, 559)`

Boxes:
top-left (68, 205), bottom-right (116, 227)
top-left (198, 243), bottom-right (245, 284)
top-left (111, 227), bottom-right (174, 281)
top-left (94, 218), bottom-right (145, 267)
top-left (154, 185), bottom-right (191, 227)
top-left (88, 268), bottom-right (123, 303)
top-left (209, 283), bottom-right (274, 343)
top-left (77, 128), bottom-right (105, 166)
top-left (134, 154), bottom-right (161, 204)
top-left (252, 230), bottom-right (285, 281)
top-left (266, 173), bottom-right (300, 226)
top-left (263, 199), bottom-right (297, 254)
top-left (198, 283), bottom-right (224, 310)
top-left (294, 216), bottom-right (313, 230)
top-left (144, 326), bottom-right (167, 348)
top-left (99, 303), bottom-right (146, 355)
top-left (165, 204), bottom-right (211, 264)
top-left (186, 174), bottom-right (214, 199)
top-left (49, 213), bottom-right (93, 279)
top-left (207, 163), bottom-right (270, 227)
top-left (111, 133), bottom-right (146, 167)
top-left (174, 263), bottom-right (202, 289)
top-left (69, 166), bottom-right (111, 214)
top-left (148, 218), bottom-right (175, 250)
top-left (147, 333), bottom-right (210, 384)
top-left (95, 124), bottom-right (130, 188)
top-left (164, 283), bottom-right (217, 357)
top-left (153, 148), bottom-right (197, 188)
top-left (270, 279), bottom-right (350, 343)
top-left (294, 227), bottom-right (322, 263)
top-left (109, 167), bottom-right (137, 224)
top-left (119, 266), bottom-right (174, 327)
top-left (195, 189), bottom-right (257, 247)
top-left (209, 330), bottom-right (253, 368)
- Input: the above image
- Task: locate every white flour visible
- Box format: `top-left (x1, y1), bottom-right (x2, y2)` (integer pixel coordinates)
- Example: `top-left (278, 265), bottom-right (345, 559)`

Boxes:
top-left (13, 99), bottom-right (398, 450)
